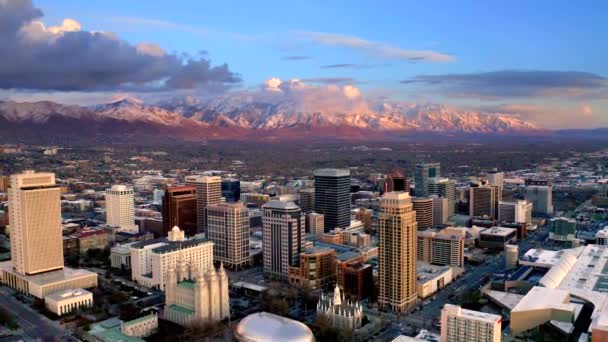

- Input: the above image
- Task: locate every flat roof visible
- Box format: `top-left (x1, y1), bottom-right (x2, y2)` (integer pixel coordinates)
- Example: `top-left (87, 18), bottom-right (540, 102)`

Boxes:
top-left (480, 227), bottom-right (517, 237)
top-left (443, 304), bottom-right (501, 323)
top-left (512, 286), bottom-right (574, 313)
top-left (313, 168), bottom-right (350, 177)
top-left (0, 261), bottom-right (96, 286)
top-left (46, 288), bottom-right (92, 301)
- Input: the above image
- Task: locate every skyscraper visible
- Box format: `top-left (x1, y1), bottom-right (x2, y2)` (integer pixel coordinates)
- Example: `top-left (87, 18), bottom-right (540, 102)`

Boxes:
top-left (414, 163), bottom-right (440, 197)
top-left (262, 200), bottom-right (304, 280)
top-left (221, 178), bottom-right (241, 203)
top-left (431, 195), bottom-right (449, 228)
top-left (385, 170), bottom-right (410, 193)
top-left (378, 192), bottom-right (418, 313)
top-left (412, 197), bottom-right (434, 230)
top-left (105, 185), bottom-right (137, 231)
top-left (297, 188), bottom-right (315, 213)
top-left (185, 175), bottom-right (222, 232)
top-left (498, 200), bottom-right (533, 225)
top-left (428, 177), bottom-right (456, 215)
top-left (469, 181), bottom-right (498, 218)
top-left (524, 179), bottom-right (554, 216)
top-left (441, 304), bottom-right (502, 342)
top-left (314, 169), bottom-right (351, 231)
top-left (8, 171), bottom-right (63, 275)
top-left (206, 202), bottom-right (250, 269)
top-left (162, 186), bottom-right (198, 236)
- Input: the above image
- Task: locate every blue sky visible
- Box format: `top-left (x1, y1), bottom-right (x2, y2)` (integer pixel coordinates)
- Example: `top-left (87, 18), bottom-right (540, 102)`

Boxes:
top-left (2, 0), bottom-right (607, 128)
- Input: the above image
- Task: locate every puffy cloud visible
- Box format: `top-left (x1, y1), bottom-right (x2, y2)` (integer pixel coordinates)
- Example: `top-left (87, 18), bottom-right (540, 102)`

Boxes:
top-left (343, 85), bottom-right (361, 99)
top-left (263, 77), bottom-right (283, 92)
top-left (0, 0), bottom-right (240, 91)
top-left (299, 31), bottom-right (454, 63)
top-left (581, 104), bottom-right (593, 116)
top-left (402, 70), bottom-right (608, 100)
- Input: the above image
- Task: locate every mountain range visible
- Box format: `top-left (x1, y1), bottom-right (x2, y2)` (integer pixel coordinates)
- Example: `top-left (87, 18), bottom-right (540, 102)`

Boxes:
top-left (0, 96), bottom-right (571, 143)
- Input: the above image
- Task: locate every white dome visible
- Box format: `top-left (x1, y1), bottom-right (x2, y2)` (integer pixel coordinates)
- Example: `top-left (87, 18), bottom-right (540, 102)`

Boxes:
top-left (235, 312), bottom-right (315, 342)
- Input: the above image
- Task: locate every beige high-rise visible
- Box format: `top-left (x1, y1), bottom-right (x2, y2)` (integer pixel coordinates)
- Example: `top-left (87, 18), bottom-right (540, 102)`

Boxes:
top-left (105, 185), bottom-right (136, 231)
top-left (185, 175), bottom-right (222, 232)
top-left (378, 192), bottom-right (418, 313)
top-left (8, 171), bottom-right (63, 275)
top-left (206, 202), bottom-right (250, 269)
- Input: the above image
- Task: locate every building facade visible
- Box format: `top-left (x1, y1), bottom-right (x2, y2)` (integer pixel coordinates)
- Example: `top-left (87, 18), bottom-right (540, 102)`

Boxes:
top-left (378, 192), bottom-right (418, 312)
top-left (412, 197), bottom-right (433, 230)
top-left (162, 186), bottom-right (198, 236)
top-left (221, 178), bottom-right (241, 203)
top-left (104, 185), bottom-right (137, 231)
top-left (317, 285), bottom-right (363, 331)
top-left (298, 188), bottom-right (315, 213)
top-left (45, 288), bottom-right (93, 316)
top-left (440, 304), bottom-right (501, 342)
top-left (431, 196), bottom-right (448, 228)
top-left (417, 230), bottom-right (465, 268)
top-left (206, 202), bottom-right (250, 269)
top-left (262, 200), bottom-right (305, 280)
top-left (414, 163), bottom-right (440, 197)
top-left (314, 169), bottom-right (351, 231)
top-left (428, 177), bottom-right (456, 215)
top-left (524, 179), bottom-right (554, 216)
top-left (165, 262), bottom-right (229, 326)
top-left (498, 200), bottom-right (533, 226)
top-left (185, 175), bottom-right (222, 233)
top-left (469, 182), bottom-right (498, 219)
top-left (289, 247), bottom-right (336, 289)
top-left (306, 212), bottom-right (325, 239)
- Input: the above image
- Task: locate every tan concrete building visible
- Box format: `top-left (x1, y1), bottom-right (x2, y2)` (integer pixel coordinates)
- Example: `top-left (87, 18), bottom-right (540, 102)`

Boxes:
top-left (8, 171), bottom-right (63, 275)
top-left (417, 230), bottom-right (465, 268)
top-left (262, 200), bottom-right (304, 281)
top-left (121, 314), bottom-right (158, 338)
top-left (352, 207), bottom-right (373, 233)
top-left (185, 175), bottom-right (222, 233)
top-left (45, 288), bottom-right (93, 316)
top-left (378, 192), bottom-right (418, 313)
top-left (289, 247), bottom-right (336, 289)
top-left (74, 228), bottom-right (108, 254)
top-left (306, 212), bottom-right (324, 239)
top-left (412, 197), bottom-right (433, 230)
top-left (206, 202), bottom-right (250, 269)
top-left (469, 182), bottom-right (498, 219)
top-left (440, 304), bottom-right (501, 342)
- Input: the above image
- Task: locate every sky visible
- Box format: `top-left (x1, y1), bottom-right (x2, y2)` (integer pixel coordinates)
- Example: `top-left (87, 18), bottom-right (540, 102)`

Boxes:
top-left (0, 0), bottom-right (607, 128)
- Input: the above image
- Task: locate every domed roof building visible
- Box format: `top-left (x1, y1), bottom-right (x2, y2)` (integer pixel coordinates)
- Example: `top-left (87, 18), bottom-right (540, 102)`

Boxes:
top-left (317, 284), bottom-right (363, 331)
top-left (234, 312), bottom-right (315, 342)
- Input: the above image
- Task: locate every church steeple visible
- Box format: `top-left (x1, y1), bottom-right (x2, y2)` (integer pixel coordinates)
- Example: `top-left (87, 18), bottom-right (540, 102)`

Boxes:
top-left (333, 284), bottom-right (342, 306)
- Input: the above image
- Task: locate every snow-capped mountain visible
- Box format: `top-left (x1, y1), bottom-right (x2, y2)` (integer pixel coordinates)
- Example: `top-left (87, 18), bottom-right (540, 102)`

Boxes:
top-left (0, 96), bottom-right (542, 143)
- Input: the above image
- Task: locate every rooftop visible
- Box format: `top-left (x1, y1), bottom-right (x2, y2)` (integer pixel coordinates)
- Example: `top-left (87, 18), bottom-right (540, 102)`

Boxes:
top-left (46, 288), bottom-right (91, 301)
top-left (314, 168), bottom-right (350, 177)
top-left (480, 226), bottom-right (517, 237)
top-left (0, 261), bottom-right (96, 286)
top-left (262, 200), bottom-right (300, 211)
top-left (442, 304), bottom-right (501, 324)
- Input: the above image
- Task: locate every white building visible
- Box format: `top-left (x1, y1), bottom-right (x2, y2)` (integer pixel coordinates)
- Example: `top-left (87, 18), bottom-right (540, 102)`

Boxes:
top-left (316, 285), bottom-right (363, 331)
top-left (440, 304), bottom-right (502, 342)
top-left (45, 288), bottom-right (93, 316)
top-left (105, 185), bottom-right (137, 232)
top-left (121, 313), bottom-right (158, 338)
top-left (130, 226), bottom-right (213, 290)
top-left (110, 242), bottom-right (137, 269)
top-left (164, 261), bottom-right (230, 326)
top-left (498, 200), bottom-right (533, 225)
top-left (417, 262), bottom-right (460, 299)
top-left (596, 226), bottom-right (608, 245)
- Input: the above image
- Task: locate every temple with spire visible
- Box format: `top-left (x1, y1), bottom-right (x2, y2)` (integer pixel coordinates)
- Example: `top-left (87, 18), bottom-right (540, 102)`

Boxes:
top-left (164, 254), bottom-right (230, 326)
top-left (317, 284), bottom-right (364, 331)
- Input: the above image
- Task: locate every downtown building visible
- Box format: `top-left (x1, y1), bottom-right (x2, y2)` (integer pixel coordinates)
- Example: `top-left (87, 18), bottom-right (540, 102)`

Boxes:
top-left (162, 186), bottom-right (198, 236)
top-left (428, 177), bottom-right (456, 215)
top-left (441, 304), bottom-right (502, 342)
top-left (0, 171), bottom-right (97, 300)
top-left (314, 169), bottom-right (351, 231)
top-left (412, 197), bottom-right (433, 230)
top-left (498, 200), bottom-right (533, 226)
top-left (378, 192), bottom-right (418, 313)
top-left (414, 162), bottom-right (440, 197)
top-left (105, 185), bottom-right (137, 232)
top-left (185, 175), bottom-right (222, 233)
top-left (262, 200), bottom-right (305, 281)
top-left (417, 230), bottom-right (465, 268)
top-left (524, 179), bottom-right (554, 216)
top-left (206, 202), bottom-right (250, 270)
top-left (469, 181), bottom-right (499, 219)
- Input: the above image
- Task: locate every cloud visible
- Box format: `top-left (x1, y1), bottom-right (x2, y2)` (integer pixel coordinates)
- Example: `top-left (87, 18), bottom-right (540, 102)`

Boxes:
top-left (109, 16), bottom-right (208, 36)
top-left (320, 63), bottom-right (376, 70)
top-left (281, 56), bottom-right (311, 60)
top-left (300, 77), bottom-right (356, 85)
top-left (299, 31), bottom-right (454, 63)
top-left (402, 70), bottom-right (608, 99)
top-left (0, 0), bottom-right (240, 91)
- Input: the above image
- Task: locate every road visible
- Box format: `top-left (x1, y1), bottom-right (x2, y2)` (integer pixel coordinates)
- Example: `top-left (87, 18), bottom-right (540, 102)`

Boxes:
top-left (0, 288), bottom-right (76, 341)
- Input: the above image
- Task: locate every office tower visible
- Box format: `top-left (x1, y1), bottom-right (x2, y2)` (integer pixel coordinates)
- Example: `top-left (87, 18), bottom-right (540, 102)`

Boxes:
top-left (352, 207), bottom-right (373, 233)
top-left (412, 197), bottom-right (433, 230)
top-left (440, 304), bottom-right (501, 342)
top-left (297, 188), bottom-right (315, 213)
top-left (165, 262), bottom-right (229, 326)
top-left (262, 200), bottom-right (304, 280)
top-left (105, 185), bottom-right (137, 231)
top-left (547, 217), bottom-right (576, 242)
top-left (431, 195), bottom-right (448, 228)
top-left (428, 177), bottom-right (456, 215)
top-left (524, 179), bottom-right (554, 216)
top-left (314, 169), bottom-right (351, 231)
top-left (486, 169), bottom-right (504, 188)
top-left (378, 192), bottom-right (418, 313)
top-left (414, 163), bottom-right (440, 197)
top-left (306, 212), bottom-right (324, 239)
top-left (153, 188), bottom-right (164, 206)
top-left (130, 226), bottom-right (214, 289)
top-left (162, 186), bottom-right (198, 236)
top-left (8, 171), bottom-right (64, 275)
top-left (0, 175), bottom-right (8, 192)
top-left (289, 247), bottom-right (336, 289)
top-left (469, 181), bottom-right (497, 218)
top-left (206, 202), bottom-right (250, 269)
top-left (385, 170), bottom-right (411, 193)
top-left (498, 200), bottom-right (532, 225)
top-left (221, 178), bottom-right (241, 203)
top-left (417, 230), bottom-right (465, 268)
top-left (505, 244), bottom-right (519, 269)
top-left (185, 175), bottom-right (222, 232)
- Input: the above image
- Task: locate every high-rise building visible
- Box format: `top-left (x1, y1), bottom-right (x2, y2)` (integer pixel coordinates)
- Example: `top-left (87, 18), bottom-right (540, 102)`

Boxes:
top-left (289, 247), bottom-right (336, 289)
top-left (0, 175), bottom-right (8, 192)
top-left (262, 200), bottom-right (304, 280)
top-left (414, 163), bottom-right (440, 197)
top-left (431, 196), bottom-right (449, 228)
top-left (185, 175), bottom-right (222, 232)
top-left (385, 170), bottom-right (411, 193)
top-left (378, 192), bottom-right (418, 313)
top-left (105, 185), bottom-right (137, 231)
top-left (469, 181), bottom-right (498, 218)
top-left (412, 197), bottom-right (433, 230)
top-left (314, 169), bottom-right (351, 231)
top-left (206, 202), bottom-right (250, 270)
top-left (306, 212), bottom-right (324, 239)
top-left (486, 170), bottom-right (504, 188)
top-left (440, 304), bottom-right (502, 342)
top-left (352, 207), bottom-right (373, 233)
top-left (417, 230), bottom-right (465, 268)
top-left (428, 177), bottom-right (456, 215)
top-left (221, 178), bottom-right (241, 203)
top-left (298, 188), bottom-right (315, 213)
top-left (524, 179), bottom-right (553, 216)
top-left (162, 186), bottom-right (198, 236)
top-left (165, 262), bottom-right (229, 326)
top-left (498, 200), bottom-right (533, 225)
top-left (548, 217), bottom-right (576, 242)
top-left (8, 171), bottom-right (63, 275)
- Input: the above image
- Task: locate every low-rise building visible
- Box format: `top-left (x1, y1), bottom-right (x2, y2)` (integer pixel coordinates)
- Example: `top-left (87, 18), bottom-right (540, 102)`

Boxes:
top-left (440, 304), bottom-right (502, 342)
top-left (417, 262), bottom-right (460, 299)
top-left (289, 247), bottom-right (336, 289)
top-left (120, 313), bottom-right (158, 338)
top-left (110, 242), bottom-right (137, 269)
top-left (45, 288), bottom-right (93, 316)
top-left (479, 227), bottom-right (517, 250)
top-left (417, 230), bottom-right (465, 268)
top-left (74, 228), bottom-right (108, 254)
